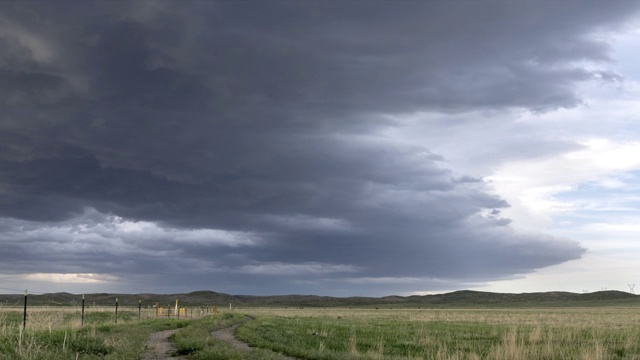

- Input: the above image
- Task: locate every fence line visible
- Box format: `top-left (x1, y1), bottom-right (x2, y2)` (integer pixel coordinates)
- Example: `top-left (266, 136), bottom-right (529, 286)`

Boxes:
top-left (0, 286), bottom-right (46, 294)
top-left (0, 289), bottom-right (222, 329)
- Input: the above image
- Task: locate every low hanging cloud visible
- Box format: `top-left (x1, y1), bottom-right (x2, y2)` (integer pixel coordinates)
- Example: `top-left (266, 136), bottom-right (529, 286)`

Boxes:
top-left (24, 273), bottom-right (120, 284)
top-left (2, 1), bottom-right (635, 295)
top-left (236, 263), bottom-right (359, 276)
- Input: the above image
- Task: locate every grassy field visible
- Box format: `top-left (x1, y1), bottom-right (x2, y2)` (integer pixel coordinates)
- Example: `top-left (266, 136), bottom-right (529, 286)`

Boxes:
top-left (234, 307), bottom-right (640, 359)
top-left (3, 305), bottom-right (640, 359)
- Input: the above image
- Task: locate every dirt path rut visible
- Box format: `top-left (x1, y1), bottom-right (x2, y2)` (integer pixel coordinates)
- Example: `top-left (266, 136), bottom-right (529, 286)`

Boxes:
top-left (210, 320), bottom-right (300, 360)
top-left (142, 329), bottom-right (185, 360)
top-left (143, 319), bottom-right (299, 360)
top-left (211, 323), bottom-right (253, 351)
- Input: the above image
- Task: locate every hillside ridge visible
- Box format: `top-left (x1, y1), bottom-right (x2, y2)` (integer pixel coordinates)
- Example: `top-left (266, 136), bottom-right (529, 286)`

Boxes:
top-left (0, 289), bottom-right (636, 307)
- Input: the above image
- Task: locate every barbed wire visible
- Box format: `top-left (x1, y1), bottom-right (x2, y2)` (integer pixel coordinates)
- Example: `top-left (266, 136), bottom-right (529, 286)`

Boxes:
top-left (0, 286), bottom-right (46, 294)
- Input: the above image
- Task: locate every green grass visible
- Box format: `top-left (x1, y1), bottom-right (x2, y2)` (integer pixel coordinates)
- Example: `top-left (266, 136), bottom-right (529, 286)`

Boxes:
top-left (235, 316), bottom-right (508, 359)
top-left (233, 308), bottom-right (640, 359)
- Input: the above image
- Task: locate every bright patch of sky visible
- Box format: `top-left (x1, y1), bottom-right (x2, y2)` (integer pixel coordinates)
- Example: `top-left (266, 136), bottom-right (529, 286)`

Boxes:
top-left (380, 22), bottom-right (640, 295)
top-left (474, 36), bottom-right (640, 294)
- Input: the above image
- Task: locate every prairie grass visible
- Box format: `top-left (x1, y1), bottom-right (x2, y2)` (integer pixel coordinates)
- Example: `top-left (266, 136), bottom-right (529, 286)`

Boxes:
top-left (234, 307), bottom-right (640, 359)
top-left (0, 306), bottom-right (192, 359)
top-left (4, 305), bottom-right (640, 359)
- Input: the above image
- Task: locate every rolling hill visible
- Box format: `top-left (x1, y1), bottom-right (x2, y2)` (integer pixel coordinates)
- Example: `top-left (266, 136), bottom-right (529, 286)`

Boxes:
top-left (0, 289), bottom-right (637, 308)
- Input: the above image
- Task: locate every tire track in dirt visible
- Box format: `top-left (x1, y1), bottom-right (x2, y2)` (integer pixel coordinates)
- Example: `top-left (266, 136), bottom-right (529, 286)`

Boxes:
top-left (142, 329), bottom-right (185, 360)
top-left (211, 317), bottom-right (300, 360)
top-left (143, 317), bottom-right (300, 360)
top-left (211, 323), bottom-right (253, 351)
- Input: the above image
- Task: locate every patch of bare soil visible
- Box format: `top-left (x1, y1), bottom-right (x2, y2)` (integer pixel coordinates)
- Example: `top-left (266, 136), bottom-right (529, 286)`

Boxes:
top-left (142, 329), bottom-right (185, 360)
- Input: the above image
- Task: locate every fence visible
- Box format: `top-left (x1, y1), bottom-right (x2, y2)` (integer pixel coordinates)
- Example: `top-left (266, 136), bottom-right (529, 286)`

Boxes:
top-left (153, 302), bottom-right (219, 320)
top-left (1, 290), bottom-right (221, 329)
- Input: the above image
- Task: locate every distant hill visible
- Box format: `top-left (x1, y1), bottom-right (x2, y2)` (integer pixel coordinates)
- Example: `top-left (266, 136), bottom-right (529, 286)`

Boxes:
top-left (0, 289), bottom-right (637, 308)
top-left (406, 290), bottom-right (638, 307)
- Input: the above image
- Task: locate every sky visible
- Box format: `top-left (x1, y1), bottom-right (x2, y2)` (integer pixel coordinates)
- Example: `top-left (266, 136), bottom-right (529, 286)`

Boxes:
top-left (1, 1), bottom-right (640, 297)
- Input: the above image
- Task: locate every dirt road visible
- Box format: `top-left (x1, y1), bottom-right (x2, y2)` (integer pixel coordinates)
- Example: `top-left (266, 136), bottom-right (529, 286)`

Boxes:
top-left (210, 323), bottom-right (253, 351)
top-left (210, 322), bottom-right (300, 359)
top-left (142, 329), bottom-right (184, 360)
top-left (143, 320), bottom-right (299, 360)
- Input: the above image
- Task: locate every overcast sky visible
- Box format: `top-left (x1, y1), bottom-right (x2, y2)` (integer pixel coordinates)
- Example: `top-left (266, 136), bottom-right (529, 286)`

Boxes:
top-left (1, 1), bottom-right (640, 296)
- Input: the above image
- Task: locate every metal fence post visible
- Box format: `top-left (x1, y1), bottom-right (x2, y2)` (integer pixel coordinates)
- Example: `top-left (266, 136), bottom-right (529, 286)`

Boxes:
top-left (81, 294), bottom-right (85, 326)
top-left (23, 289), bottom-right (28, 330)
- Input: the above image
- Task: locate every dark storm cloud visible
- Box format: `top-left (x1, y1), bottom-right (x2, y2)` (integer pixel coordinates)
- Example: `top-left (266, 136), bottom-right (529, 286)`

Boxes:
top-left (1, 1), bottom-right (633, 295)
